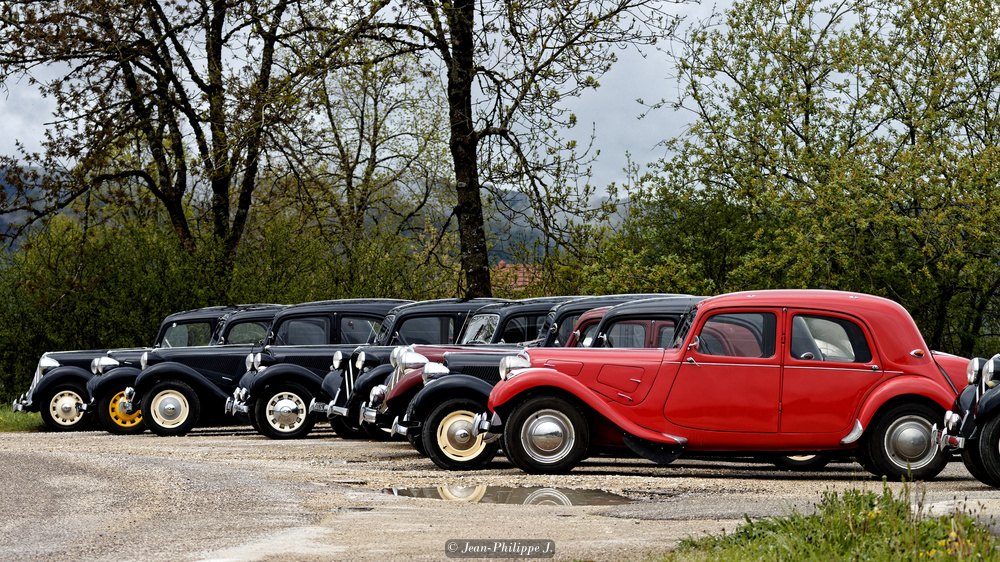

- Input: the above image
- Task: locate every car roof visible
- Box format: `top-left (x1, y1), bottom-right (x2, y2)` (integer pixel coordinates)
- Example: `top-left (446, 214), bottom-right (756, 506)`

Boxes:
top-left (273, 298), bottom-right (411, 319)
top-left (386, 298), bottom-right (510, 316)
top-left (467, 296), bottom-right (580, 316)
top-left (600, 295), bottom-right (708, 321)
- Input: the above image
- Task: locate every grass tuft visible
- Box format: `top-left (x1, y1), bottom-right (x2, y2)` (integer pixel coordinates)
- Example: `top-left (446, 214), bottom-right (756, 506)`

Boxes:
top-left (663, 480), bottom-right (1000, 561)
top-left (0, 403), bottom-right (45, 432)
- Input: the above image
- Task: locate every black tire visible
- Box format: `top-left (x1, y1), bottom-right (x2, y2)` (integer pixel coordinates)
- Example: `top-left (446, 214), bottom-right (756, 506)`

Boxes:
top-left (40, 383), bottom-right (92, 432)
top-left (961, 448), bottom-right (1000, 487)
top-left (141, 380), bottom-right (201, 437)
top-left (771, 454), bottom-right (830, 471)
top-left (96, 385), bottom-right (146, 435)
top-left (972, 414), bottom-right (1000, 488)
top-left (330, 414), bottom-right (367, 439)
top-left (363, 420), bottom-right (394, 441)
top-left (423, 398), bottom-right (499, 471)
top-left (502, 395), bottom-right (589, 474)
top-left (405, 399), bottom-right (426, 455)
top-left (862, 402), bottom-right (948, 480)
top-left (253, 383), bottom-right (316, 440)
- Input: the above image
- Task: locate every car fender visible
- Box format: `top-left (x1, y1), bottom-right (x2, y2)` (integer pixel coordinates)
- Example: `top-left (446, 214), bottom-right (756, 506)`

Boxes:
top-left (856, 374), bottom-right (956, 428)
top-left (248, 363), bottom-right (326, 398)
top-left (33, 366), bottom-right (94, 400)
top-left (348, 364), bottom-right (394, 407)
top-left (489, 368), bottom-right (685, 446)
top-left (976, 385), bottom-right (1000, 422)
top-left (320, 369), bottom-right (346, 405)
top-left (409, 374), bottom-right (494, 422)
top-left (133, 362), bottom-right (230, 403)
top-left (87, 367), bottom-right (142, 400)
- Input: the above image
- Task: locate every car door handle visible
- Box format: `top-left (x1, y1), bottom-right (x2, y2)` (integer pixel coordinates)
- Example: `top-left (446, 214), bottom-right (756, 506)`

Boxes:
top-left (617, 393), bottom-right (633, 402)
top-left (866, 364), bottom-right (879, 371)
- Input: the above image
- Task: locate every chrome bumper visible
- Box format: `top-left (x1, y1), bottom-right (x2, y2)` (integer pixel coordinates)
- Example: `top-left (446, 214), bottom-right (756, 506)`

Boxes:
top-left (391, 415), bottom-right (420, 437)
top-left (12, 394), bottom-right (29, 412)
top-left (471, 412), bottom-right (502, 444)
top-left (935, 410), bottom-right (968, 452)
top-left (361, 405), bottom-right (378, 424)
top-left (224, 397), bottom-right (249, 416)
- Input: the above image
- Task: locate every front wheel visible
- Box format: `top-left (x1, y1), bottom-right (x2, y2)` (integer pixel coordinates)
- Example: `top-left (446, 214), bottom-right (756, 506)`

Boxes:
top-left (863, 403), bottom-right (948, 480)
top-left (97, 386), bottom-right (145, 435)
top-left (971, 414), bottom-right (1000, 488)
top-left (254, 383), bottom-right (315, 440)
top-left (40, 383), bottom-right (91, 431)
top-left (502, 395), bottom-right (589, 474)
top-left (422, 398), bottom-right (499, 470)
top-left (141, 380), bottom-right (200, 437)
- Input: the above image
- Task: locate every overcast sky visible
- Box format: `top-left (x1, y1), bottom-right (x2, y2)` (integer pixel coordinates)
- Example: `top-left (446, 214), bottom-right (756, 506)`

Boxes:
top-left (0, 1), bottom-right (721, 192)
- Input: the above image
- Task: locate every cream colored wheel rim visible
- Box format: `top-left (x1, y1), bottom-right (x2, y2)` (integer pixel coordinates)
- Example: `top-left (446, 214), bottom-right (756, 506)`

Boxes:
top-left (436, 409), bottom-right (485, 461)
top-left (150, 389), bottom-right (189, 428)
top-left (49, 390), bottom-right (84, 426)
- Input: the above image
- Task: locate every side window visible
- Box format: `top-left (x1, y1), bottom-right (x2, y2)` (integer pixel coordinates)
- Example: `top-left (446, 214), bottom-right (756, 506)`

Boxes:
top-left (655, 320), bottom-right (677, 348)
top-left (275, 317), bottom-right (329, 345)
top-left (555, 314), bottom-right (582, 347)
top-left (697, 312), bottom-right (776, 358)
top-left (161, 321), bottom-right (213, 348)
top-left (340, 316), bottom-right (381, 345)
top-left (576, 323), bottom-right (600, 347)
top-left (500, 314), bottom-right (546, 344)
top-left (225, 321), bottom-right (269, 345)
top-left (606, 321), bottom-right (647, 348)
top-left (397, 316), bottom-right (455, 345)
top-left (790, 314), bottom-right (872, 363)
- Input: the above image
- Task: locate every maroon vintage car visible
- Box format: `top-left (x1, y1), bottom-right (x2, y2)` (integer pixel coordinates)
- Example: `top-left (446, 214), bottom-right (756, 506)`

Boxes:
top-left (477, 290), bottom-right (967, 479)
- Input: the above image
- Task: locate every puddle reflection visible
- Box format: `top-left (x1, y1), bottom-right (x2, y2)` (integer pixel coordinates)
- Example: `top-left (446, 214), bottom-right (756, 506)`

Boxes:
top-left (383, 486), bottom-right (632, 506)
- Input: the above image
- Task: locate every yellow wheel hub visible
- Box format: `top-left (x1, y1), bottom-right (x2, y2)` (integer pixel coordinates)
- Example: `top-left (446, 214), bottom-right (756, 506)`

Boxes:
top-left (109, 390), bottom-right (142, 427)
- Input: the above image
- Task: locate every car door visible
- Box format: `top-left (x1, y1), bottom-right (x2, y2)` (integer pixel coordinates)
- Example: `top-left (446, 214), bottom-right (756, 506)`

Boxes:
top-left (779, 310), bottom-right (883, 434)
top-left (663, 309), bottom-right (781, 433)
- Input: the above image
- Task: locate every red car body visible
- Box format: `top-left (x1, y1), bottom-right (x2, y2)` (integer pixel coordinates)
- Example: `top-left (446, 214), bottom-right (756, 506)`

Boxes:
top-left (485, 290), bottom-right (967, 478)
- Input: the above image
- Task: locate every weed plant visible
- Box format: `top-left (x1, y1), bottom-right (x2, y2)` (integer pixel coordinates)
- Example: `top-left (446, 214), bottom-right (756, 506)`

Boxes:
top-left (665, 480), bottom-right (1000, 561)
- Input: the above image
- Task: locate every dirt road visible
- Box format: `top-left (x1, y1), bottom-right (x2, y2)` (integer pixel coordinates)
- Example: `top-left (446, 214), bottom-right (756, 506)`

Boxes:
top-left (2, 426), bottom-right (998, 561)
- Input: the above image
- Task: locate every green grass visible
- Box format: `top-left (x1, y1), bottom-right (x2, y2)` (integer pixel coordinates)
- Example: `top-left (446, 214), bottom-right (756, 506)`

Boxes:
top-left (662, 481), bottom-right (1000, 561)
top-left (0, 403), bottom-right (44, 432)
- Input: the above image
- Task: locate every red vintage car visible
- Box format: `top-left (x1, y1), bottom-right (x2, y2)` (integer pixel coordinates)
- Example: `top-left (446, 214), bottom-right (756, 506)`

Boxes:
top-left (477, 290), bottom-right (967, 479)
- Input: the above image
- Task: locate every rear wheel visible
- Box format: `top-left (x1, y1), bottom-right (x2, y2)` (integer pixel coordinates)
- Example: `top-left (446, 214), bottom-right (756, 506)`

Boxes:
top-left (863, 403), bottom-right (948, 480)
top-left (503, 396), bottom-right (589, 474)
top-left (141, 380), bottom-right (200, 437)
top-left (97, 386), bottom-right (145, 435)
top-left (254, 383), bottom-right (315, 440)
top-left (40, 383), bottom-right (91, 431)
top-left (423, 398), bottom-right (498, 470)
top-left (972, 414), bottom-right (1000, 488)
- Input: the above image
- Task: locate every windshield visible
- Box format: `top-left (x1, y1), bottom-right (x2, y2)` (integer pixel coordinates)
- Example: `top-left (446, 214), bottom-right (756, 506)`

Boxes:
top-left (373, 314), bottom-right (396, 346)
top-left (459, 314), bottom-right (500, 344)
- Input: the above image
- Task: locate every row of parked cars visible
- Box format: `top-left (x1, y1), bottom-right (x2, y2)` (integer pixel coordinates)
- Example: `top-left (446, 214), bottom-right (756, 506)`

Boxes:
top-left (11, 290), bottom-right (1000, 486)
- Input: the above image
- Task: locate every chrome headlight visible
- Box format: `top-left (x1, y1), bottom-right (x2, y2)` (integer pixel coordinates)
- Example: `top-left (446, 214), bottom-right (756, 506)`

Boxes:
top-left (370, 384), bottom-right (386, 404)
top-left (245, 353), bottom-right (255, 372)
top-left (985, 357), bottom-right (997, 386)
top-left (38, 355), bottom-right (59, 375)
top-left (355, 350), bottom-right (366, 370)
top-left (499, 350), bottom-right (532, 381)
top-left (400, 350), bottom-right (428, 371)
top-left (968, 357), bottom-right (985, 385)
top-left (140, 352), bottom-right (149, 370)
top-left (239, 387), bottom-right (249, 401)
top-left (91, 356), bottom-right (120, 375)
top-left (332, 350), bottom-right (343, 370)
top-left (421, 362), bottom-right (450, 382)
top-left (253, 352), bottom-right (263, 370)
top-left (389, 345), bottom-right (406, 369)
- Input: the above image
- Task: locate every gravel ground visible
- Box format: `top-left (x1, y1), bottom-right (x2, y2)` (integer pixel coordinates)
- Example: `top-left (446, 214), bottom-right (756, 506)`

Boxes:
top-left (2, 425), bottom-right (999, 561)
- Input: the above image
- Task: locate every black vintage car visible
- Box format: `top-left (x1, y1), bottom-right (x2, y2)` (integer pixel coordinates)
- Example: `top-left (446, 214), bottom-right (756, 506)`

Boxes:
top-left (11, 305), bottom-right (259, 431)
top-left (306, 297), bottom-right (509, 438)
top-left (120, 299), bottom-right (407, 437)
top-left (407, 295), bottom-right (704, 470)
top-left (351, 296), bottom-right (581, 445)
top-left (936, 354), bottom-right (1000, 487)
top-left (85, 305), bottom-right (285, 434)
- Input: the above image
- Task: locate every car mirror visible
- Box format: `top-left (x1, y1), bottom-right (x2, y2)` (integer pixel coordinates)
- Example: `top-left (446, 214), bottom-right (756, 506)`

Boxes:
top-left (687, 335), bottom-right (701, 352)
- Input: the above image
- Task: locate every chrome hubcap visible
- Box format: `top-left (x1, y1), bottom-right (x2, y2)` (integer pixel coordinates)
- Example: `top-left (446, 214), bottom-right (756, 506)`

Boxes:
top-left (885, 414), bottom-right (935, 470)
top-left (266, 392), bottom-right (306, 431)
top-left (521, 409), bottom-right (575, 464)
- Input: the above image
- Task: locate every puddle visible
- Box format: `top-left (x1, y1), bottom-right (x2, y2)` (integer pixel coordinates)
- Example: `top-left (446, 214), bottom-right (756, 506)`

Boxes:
top-left (382, 486), bottom-right (633, 506)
